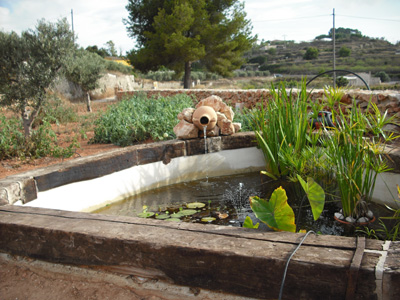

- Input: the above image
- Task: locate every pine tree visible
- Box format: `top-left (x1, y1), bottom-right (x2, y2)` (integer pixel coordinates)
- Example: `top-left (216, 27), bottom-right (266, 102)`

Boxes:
top-left (124, 0), bottom-right (256, 88)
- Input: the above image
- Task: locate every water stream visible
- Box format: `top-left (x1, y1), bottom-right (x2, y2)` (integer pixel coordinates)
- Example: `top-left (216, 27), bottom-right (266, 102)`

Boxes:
top-left (203, 125), bottom-right (208, 183)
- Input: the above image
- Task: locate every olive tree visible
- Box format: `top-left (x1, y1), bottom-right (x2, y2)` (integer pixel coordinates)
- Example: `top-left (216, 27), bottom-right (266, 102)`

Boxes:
top-left (64, 49), bottom-right (105, 112)
top-left (0, 18), bottom-right (75, 137)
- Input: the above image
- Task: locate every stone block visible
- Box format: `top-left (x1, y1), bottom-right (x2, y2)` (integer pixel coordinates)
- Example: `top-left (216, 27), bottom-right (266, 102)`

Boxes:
top-left (221, 132), bottom-right (257, 150)
top-left (220, 119), bottom-right (235, 135)
top-left (200, 125), bottom-right (220, 137)
top-left (177, 107), bottom-right (195, 123)
top-left (173, 120), bottom-right (199, 140)
top-left (186, 137), bottom-right (221, 156)
top-left (216, 112), bottom-right (227, 128)
top-left (233, 122), bottom-right (242, 133)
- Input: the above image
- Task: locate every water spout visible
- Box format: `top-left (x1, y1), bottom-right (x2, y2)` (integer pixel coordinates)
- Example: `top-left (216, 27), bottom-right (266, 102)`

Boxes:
top-left (192, 106), bottom-right (217, 131)
top-left (224, 182), bottom-right (258, 224)
top-left (203, 125), bottom-right (208, 154)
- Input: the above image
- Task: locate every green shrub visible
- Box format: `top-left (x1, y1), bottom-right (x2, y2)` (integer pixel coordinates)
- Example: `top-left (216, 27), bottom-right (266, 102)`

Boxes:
top-left (375, 71), bottom-right (391, 82)
top-left (338, 46), bottom-right (351, 57)
top-left (0, 114), bottom-right (78, 160)
top-left (336, 76), bottom-right (349, 87)
top-left (103, 60), bottom-right (133, 74)
top-left (303, 47), bottom-right (319, 60)
top-left (92, 94), bottom-right (194, 146)
top-left (34, 94), bottom-right (78, 127)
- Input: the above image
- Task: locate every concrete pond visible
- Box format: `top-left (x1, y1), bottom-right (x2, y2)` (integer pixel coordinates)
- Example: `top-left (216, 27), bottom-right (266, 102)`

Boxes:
top-left (1, 132), bottom-right (400, 299)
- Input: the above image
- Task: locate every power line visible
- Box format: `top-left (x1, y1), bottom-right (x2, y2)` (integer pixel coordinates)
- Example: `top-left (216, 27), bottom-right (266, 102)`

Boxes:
top-left (252, 14), bottom-right (329, 23)
top-left (337, 14), bottom-right (400, 23)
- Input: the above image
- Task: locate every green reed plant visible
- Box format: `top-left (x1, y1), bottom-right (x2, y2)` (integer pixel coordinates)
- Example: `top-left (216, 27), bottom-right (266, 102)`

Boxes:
top-left (323, 86), bottom-right (345, 124)
top-left (321, 100), bottom-right (391, 218)
top-left (248, 81), bottom-right (323, 181)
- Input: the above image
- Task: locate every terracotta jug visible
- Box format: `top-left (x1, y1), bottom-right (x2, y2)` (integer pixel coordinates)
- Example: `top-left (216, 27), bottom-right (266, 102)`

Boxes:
top-left (192, 106), bottom-right (217, 130)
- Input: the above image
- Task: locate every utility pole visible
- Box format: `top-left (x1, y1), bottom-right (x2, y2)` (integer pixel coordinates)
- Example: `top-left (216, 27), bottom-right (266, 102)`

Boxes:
top-left (333, 8), bottom-right (336, 88)
top-left (71, 9), bottom-right (75, 43)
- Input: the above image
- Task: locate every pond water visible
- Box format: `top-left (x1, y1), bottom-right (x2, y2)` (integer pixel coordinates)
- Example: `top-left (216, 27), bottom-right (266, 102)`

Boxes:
top-left (95, 172), bottom-right (392, 237)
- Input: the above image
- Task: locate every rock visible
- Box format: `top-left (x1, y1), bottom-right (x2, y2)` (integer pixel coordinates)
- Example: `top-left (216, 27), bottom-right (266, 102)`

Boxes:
top-left (345, 216), bottom-right (356, 223)
top-left (195, 95), bottom-right (224, 112)
top-left (221, 105), bottom-right (235, 121)
top-left (196, 95), bottom-right (235, 121)
top-left (177, 108), bottom-right (195, 123)
top-left (173, 120), bottom-right (199, 139)
top-left (233, 122), bottom-right (242, 133)
top-left (220, 119), bottom-right (235, 136)
top-left (357, 217), bottom-right (369, 224)
top-left (334, 212), bottom-right (344, 220)
top-left (200, 125), bottom-right (220, 137)
top-left (366, 210), bottom-right (374, 219)
top-left (217, 112), bottom-right (227, 128)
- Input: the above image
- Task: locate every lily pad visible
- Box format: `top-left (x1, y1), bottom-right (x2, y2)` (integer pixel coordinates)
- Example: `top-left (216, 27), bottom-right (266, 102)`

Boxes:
top-left (170, 212), bottom-right (184, 218)
top-left (137, 212), bottom-right (155, 218)
top-left (180, 209), bottom-right (198, 216)
top-left (166, 218), bottom-right (181, 222)
top-left (187, 202), bottom-right (206, 209)
top-left (155, 214), bottom-right (171, 220)
top-left (201, 217), bottom-right (216, 223)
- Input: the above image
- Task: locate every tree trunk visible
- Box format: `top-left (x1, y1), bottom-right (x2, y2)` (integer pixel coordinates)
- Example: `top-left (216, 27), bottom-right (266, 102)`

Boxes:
top-left (183, 61), bottom-right (192, 89)
top-left (21, 108), bottom-right (38, 138)
top-left (86, 91), bottom-right (92, 112)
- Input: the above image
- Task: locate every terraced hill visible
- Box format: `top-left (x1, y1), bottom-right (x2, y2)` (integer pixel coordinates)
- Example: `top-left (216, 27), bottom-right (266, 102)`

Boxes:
top-left (248, 36), bottom-right (400, 80)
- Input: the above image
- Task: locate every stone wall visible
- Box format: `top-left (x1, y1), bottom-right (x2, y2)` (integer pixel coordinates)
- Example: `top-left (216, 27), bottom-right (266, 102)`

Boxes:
top-left (117, 89), bottom-right (400, 118)
top-left (53, 73), bottom-right (137, 101)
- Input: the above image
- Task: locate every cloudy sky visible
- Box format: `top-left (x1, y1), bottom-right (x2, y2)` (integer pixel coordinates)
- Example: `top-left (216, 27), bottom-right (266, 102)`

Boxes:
top-left (0, 0), bottom-right (399, 55)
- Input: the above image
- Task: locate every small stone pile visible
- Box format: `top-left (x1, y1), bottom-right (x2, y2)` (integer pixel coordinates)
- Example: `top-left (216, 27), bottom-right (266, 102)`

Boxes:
top-left (173, 95), bottom-right (241, 139)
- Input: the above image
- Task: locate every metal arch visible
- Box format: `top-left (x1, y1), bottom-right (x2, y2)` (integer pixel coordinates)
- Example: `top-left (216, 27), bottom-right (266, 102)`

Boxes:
top-left (305, 69), bottom-right (371, 90)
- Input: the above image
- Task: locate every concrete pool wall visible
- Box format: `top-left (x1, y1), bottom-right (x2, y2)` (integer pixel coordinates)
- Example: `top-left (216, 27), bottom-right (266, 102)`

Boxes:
top-left (1, 132), bottom-right (400, 299)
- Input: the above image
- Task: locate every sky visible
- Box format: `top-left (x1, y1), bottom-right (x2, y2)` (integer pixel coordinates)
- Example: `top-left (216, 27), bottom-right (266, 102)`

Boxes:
top-left (0, 0), bottom-right (399, 55)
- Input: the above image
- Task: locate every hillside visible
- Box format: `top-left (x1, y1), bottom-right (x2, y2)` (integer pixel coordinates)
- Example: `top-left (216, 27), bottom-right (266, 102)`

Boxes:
top-left (246, 35), bottom-right (400, 82)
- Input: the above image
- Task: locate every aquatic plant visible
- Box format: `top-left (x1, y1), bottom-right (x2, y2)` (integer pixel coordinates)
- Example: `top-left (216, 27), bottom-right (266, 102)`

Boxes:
top-left (248, 177), bottom-right (325, 232)
top-left (321, 99), bottom-right (393, 219)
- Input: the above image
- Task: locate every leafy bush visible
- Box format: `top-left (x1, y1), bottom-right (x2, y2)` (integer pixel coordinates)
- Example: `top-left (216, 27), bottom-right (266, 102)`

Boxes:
top-left (338, 46), bottom-right (351, 57)
top-left (92, 94), bottom-right (194, 146)
top-left (0, 114), bottom-right (78, 160)
top-left (303, 47), bottom-right (319, 60)
top-left (375, 71), bottom-right (391, 82)
top-left (34, 94), bottom-right (78, 127)
top-left (336, 76), bottom-right (349, 87)
top-left (103, 59), bottom-right (133, 74)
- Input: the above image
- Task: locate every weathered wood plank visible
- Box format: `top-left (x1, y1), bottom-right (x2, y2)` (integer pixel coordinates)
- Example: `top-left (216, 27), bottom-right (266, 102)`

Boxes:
top-left (0, 205), bottom-right (382, 300)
